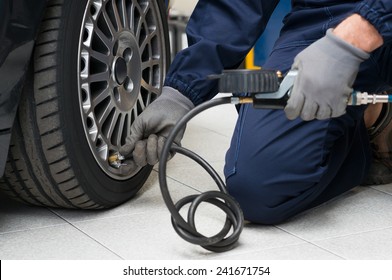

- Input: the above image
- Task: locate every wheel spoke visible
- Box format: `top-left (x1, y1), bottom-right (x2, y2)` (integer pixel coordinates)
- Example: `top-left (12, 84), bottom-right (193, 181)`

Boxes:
top-left (128, 1), bottom-right (135, 31)
top-left (90, 49), bottom-right (110, 65)
top-left (120, 0), bottom-right (129, 29)
top-left (131, 103), bottom-right (140, 119)
top-left (102, 8), bottom-right (117, 36)
top-left (137, 93), bottom-right (147, 111)
top-left (133, 1), bottom-right (147, 41)
top-left (87, 112), bottom-right (99, 141)
top-left (97, 144), bottom-right (109, 160)
top-left (92, 88), bottom-right (110, 106)
top-left (93, 27), bottom-right (113, 49)
top-left (143, 90), bottom-right (153, 107)
top-left (131, 0), bottom-right (143, 31)
top-left (142, 0), bottom-right (151, 15)
top-left (115, 113), bottom-right (126, 146)
top-left (141, 78), bottom-right (159, 95)
top-left (139, 30), bottom-right (157, 54)
top-left (97, 99), bottom-right (115, 124)
top-left (106, 110), bottom-right (120, 141)
top-left (141, 58), bottom-right (160, 71)
top-left (134, 15), bottom-right (143, 41)
top-left (111, 0), bottom-right (123, 30)
top-left (87, 71), bottom-right (110, 83)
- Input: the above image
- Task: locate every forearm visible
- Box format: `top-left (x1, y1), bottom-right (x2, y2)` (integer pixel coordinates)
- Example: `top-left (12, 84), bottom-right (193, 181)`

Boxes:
top-left (355, 0), bottom-right (392, 44)
top-left (333, 14), bottom-right (383, 53)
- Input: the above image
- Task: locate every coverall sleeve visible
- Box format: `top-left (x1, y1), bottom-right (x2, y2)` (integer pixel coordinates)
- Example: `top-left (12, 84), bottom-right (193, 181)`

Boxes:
top-left (355, 0), bottom-right (392, 44)
top-left (165, 0), bottom-right (280, 106)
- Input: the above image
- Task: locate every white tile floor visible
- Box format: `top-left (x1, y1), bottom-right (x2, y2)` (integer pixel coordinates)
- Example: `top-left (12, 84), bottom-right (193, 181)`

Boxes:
top-left (1, 97), bottom-right (392, 260)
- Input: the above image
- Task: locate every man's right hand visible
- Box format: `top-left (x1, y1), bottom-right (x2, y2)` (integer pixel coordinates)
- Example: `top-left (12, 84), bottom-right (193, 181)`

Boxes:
top-left (119, 86), bottom-right (194, 168)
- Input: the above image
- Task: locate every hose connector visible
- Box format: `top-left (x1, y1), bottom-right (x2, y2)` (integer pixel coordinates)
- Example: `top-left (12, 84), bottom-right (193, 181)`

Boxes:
top-left (108, 152), bottom-right (125, 168)
top-left (348, 91), bottom-right (392, 106)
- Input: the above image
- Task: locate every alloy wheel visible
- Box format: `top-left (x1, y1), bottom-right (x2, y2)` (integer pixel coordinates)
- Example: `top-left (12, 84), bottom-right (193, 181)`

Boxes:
top-left (78, 0), bottom-right (167, 180)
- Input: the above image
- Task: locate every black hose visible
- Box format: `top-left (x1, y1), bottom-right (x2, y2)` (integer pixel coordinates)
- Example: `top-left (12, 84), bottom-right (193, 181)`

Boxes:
top-left (158, 97), bottom-right (244, 252)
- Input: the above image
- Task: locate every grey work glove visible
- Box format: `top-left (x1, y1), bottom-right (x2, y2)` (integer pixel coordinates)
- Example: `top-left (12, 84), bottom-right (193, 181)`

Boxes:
top-left (119, 86), bottom-right (194, 167)
top-left (284, 29), bottom-right (370, 121)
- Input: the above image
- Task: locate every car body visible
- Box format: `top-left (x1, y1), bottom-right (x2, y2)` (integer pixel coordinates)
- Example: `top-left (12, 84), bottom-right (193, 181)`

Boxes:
top-left (0, 0), bottom-right (47, 176)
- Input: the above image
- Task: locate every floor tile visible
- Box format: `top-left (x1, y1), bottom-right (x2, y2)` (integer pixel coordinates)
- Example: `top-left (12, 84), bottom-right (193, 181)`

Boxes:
top-left (189, 100), bottom-right (237, 137)
top-left (0, 194), bottom-right (66, 234)
top-left (73, 205), bottom-right (305, 260)
top-left (214, 243), bottom-right (342, 260)
top-left (164, 161), bottom-right (226, 193)
top-left (0, 224), bottom-right (120, 260)
top-left (204, 223), bottom-right (307, 260)
top-left (52, 171), bottom-right (195, 223)
top-left (73, 210), bottom-right (198, 260)
top-left (371, 183), bottom-right (392, 195)
top-left (277, 187), bottom-right (392, 241)
top-left (170, 125), bottom-right (231, 168)
top-left (315, 227), bottom-right (392, 260)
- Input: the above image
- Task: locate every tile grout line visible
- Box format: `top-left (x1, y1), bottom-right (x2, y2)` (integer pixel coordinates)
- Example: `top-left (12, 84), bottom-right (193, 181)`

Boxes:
top-left (0, 217), bottom-right (70, 235)
top-left (208, 241), bottom-right (335, 260)
top-left (152, 159), bottom-right (226, 170)
top-left (309, 225), bottom-right (392, 242)
top-left (309, 225), bottom-right (392, 260)
top-left (48, 208), bottom-right (125, 260)
top-left (153, 165), bottom-right (227, 193)
top-left (274, 225), bottom-right (346, 260)
top-left (48, 208), bottom-right (166, 224)
top-left (275, 224), bottom-right (392, 259)
top-left (188, 124), bottom-right (233, 138)
top-left (368, 186), bottom-right (392, 197)
top-left (162, 174), bottom-right (204, 194)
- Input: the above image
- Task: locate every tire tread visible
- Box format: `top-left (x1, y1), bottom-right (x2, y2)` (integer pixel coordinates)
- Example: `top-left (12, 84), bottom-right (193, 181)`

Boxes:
top-left (0, 0), bottom-right (96, 209)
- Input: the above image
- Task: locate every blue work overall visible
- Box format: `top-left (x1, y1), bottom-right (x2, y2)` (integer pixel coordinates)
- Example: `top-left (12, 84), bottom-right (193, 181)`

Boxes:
top-left (165, 0), bottom-right (392, 224)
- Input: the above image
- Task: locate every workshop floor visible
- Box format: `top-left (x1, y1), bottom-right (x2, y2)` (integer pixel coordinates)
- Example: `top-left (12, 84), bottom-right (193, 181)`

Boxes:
top-left (1, 97), bottom-right (392, 260)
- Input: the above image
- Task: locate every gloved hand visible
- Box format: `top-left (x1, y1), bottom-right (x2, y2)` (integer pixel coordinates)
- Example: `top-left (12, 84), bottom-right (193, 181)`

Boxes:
top-left (119, 86), bottom-right (194, 167)
top-left (284, 29), bottom-right (370, 121)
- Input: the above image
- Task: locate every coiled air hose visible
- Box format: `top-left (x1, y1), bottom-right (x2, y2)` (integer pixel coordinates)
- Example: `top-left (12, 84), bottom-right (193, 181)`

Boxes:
top-left (158, 70), bottom-right (281, 252)
top-left (158, 97), bottom-right (242, 253)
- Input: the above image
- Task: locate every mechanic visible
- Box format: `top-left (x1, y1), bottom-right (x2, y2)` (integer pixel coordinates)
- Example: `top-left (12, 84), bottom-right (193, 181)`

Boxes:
top-left (121, 0), bottom-right (392, 224)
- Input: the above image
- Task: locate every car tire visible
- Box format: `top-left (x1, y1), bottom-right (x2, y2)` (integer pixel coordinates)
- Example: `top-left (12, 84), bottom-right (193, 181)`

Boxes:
top-left (0, 0), bottom-right (170, 208)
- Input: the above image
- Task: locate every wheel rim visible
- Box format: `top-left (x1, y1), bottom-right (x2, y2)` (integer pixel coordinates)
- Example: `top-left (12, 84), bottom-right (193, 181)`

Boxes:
top-left (78, 0), bottom-right (167, 180)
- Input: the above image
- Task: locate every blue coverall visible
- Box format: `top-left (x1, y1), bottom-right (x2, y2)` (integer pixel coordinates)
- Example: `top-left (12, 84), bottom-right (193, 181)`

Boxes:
top-left (165, 0), bottom-right (392, 224)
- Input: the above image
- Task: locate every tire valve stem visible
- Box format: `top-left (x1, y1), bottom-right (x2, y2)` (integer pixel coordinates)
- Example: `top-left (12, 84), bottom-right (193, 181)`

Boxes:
top-left (108, 152), bottom-right (126, 169)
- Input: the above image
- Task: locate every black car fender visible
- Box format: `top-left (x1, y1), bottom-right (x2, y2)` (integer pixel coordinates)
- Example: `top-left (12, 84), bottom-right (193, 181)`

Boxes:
top-left (0, 0), bottom-right (47, 176)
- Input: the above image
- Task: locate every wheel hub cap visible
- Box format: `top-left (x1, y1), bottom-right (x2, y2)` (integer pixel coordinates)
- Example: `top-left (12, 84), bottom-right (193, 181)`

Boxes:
top-left (111, 31), bottom-right (142, 112)
top-left (113, 56), bottom-right (127, 85)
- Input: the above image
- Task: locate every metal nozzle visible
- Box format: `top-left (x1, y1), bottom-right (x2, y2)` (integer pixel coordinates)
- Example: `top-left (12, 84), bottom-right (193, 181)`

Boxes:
top-left (108, 152), bottom-right (126, 168)
top-left (348, 91), bottom-right (392, 106)
top-left (230, 96), bottom-right (253, 105)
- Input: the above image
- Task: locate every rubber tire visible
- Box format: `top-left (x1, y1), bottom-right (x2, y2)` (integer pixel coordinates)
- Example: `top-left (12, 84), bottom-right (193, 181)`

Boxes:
top-left (0, 0), bottom-right (170, 209)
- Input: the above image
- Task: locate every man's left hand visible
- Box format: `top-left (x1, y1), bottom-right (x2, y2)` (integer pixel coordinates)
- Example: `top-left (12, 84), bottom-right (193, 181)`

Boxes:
top-left (285, 29), bottom-right (370, 121)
